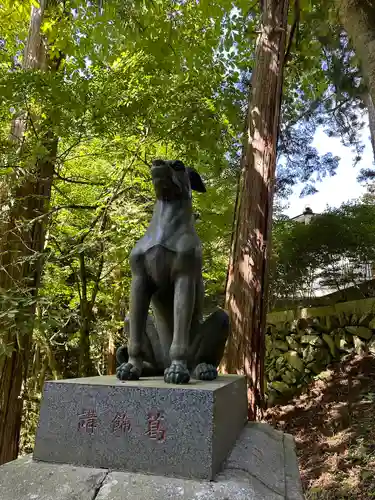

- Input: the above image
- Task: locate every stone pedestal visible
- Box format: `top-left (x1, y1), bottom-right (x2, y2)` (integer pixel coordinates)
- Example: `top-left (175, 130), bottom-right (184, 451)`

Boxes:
top-left (0, 423), bottom-right (304, 500)
top-left (33, 375), bottom-right (247, 480)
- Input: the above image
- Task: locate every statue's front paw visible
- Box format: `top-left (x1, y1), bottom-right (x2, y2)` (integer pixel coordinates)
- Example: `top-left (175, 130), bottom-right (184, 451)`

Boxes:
top-left (116, 362), bottom-right (141, 381)
top-left (193, 363), bottom-right (217, 381)
top-left (164, 361), bottom-right (190, 384)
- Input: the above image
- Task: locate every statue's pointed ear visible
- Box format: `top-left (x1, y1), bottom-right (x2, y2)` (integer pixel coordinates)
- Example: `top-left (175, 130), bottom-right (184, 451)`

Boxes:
top-left (186, 167), bottom-right (206, 193)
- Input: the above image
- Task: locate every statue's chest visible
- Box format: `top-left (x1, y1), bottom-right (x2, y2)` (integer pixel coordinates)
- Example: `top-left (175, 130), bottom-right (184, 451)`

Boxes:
top-left (143, 246), bottom-right (175, 287)
top-left (141, 245), bottom-right (200, 288)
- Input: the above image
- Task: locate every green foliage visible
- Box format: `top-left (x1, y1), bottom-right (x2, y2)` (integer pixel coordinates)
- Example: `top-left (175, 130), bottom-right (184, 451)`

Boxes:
top-left (0, 0), bottom-right (244, 454)
top-left (277, 0), bottom-right (368, 198)
top-left (270, 200), bottom-right (375, 306)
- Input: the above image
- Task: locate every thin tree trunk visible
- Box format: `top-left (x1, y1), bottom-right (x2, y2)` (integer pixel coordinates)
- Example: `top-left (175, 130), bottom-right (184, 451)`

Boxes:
top-left (107, 332), bottom-right (116, 375)
top-left (78, 214), bottom-right (107, 376)
top-left (107, 267), bottom-right (126, 375)
top-left (363, 92), bottom-right (375, 161)
top-left (0, 1), bottom-right (59, 464)
top-left (337, 0), bottom-right (375, 107)
top-left (221, 0), bottom-right (289, 420)
top-left (78, 252), bottom-right (94, 377)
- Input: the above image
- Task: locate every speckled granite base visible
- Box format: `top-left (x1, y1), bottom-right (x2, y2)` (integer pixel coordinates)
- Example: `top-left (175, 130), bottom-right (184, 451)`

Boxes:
top-left (33, 375), bottom-right (247, 480)
top-left (1, 424), bottom-right (304, 500)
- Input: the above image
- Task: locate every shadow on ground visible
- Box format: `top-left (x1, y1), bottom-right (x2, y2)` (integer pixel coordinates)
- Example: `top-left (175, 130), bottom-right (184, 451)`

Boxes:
top-left (264, 353), bottom-right (375, 500)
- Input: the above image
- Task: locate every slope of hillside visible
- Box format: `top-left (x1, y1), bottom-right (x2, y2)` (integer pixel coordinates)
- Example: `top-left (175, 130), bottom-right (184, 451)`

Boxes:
top-left (264, 354), bottom-right (375, 499)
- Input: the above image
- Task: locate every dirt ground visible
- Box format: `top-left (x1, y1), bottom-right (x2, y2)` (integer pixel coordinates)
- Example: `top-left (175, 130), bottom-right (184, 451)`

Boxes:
top-left (264, 353), bottom-right (375, 499)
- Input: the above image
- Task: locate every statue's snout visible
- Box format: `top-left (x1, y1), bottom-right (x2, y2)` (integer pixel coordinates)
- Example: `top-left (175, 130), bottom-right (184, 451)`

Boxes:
top-left (151, 161), bottom-right (171, 179)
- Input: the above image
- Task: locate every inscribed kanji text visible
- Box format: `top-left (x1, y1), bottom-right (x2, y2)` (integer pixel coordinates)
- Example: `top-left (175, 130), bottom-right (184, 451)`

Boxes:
top-left (112, 412), bottom-right (132, 433)
top-left (78, 409), bottom-right (97, 434)
top-left (145, 411), bottom-right (166, 443)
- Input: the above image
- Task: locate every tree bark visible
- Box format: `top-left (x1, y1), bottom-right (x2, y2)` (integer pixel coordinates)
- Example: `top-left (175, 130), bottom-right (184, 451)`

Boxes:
top-left (107, 332), bottom-right (116, 375)
top-left (107, 267), bottom-right (124, 375)
top-left (337, 0), bottom-right (375, 107)
top-left (77, 214), bottom-right (107, 376)
top-left (363, 91), bottom-right (375, 161)
top-left (78, 252), bottom-right (95, 377)
top-left (221, 0), bottom-right (289, 420)
top-left (0, 1), bottom-right (58, 464)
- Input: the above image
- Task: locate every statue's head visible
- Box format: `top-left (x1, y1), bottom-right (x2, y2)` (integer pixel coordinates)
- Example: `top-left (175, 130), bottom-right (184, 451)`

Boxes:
top-left (151, 159), bottom-right (206, 201)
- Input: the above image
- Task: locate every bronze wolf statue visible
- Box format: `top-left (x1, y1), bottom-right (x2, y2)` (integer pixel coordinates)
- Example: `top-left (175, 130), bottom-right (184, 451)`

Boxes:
top-left (116, 159), bottom-right (229, 384)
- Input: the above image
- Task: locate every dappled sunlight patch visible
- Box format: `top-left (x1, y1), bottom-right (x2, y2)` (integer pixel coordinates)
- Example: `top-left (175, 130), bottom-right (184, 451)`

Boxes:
top-left (315, 369), bottom-right (334, 381)
top-left (324, 428), bottom-right (353, 452)
top-left (310, 471), bottom-right (342, 490)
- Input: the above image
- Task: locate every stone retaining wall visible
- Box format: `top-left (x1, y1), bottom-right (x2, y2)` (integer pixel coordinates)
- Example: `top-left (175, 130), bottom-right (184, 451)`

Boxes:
top-left (265, 307), bottom-right (375, 405)
top-left (267, 297), bottom-right (375, 325)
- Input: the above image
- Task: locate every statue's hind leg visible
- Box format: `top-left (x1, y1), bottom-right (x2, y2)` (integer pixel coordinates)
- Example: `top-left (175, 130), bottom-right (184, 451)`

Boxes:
top-left (191, 308), bottom-right (229, 381)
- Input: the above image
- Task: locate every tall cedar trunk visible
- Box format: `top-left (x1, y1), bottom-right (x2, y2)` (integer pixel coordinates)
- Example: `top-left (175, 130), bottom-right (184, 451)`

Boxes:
top-left (337, 0), bottom-right (375, 106)
top-left (0, 1), bottom-right (58, 464)
top-left (222, 0), bottom-right (289, 420)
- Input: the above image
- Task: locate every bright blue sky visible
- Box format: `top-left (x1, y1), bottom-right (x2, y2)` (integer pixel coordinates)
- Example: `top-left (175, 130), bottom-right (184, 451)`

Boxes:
top-left (285, 117), bottom-right (373, 217)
